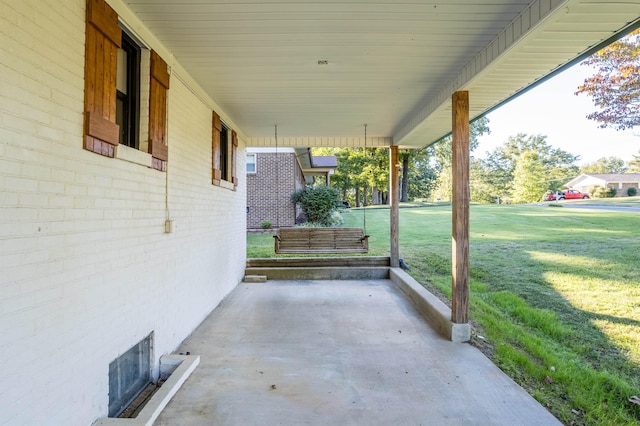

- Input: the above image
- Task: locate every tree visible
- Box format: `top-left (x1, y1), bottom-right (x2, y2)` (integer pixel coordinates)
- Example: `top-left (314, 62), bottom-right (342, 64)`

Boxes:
top-left (580, 156), bottom-right (627, 174)
top-left (470, 158), bottom-right (500, 203)
top-left (313, 147), bottom-right (388, 206)
top-left (627, 150), bottom-right (640, 173)
top-left (476, 133), bottom-right (579, 203)
top-left (510, 150), bottom-right (548, 203)
top-left (575, 29), bottom-right (640, 130)
top-left (398, 148), bottom-right (438, 202)
top-left (315, 116), bottom-right (488, 204)
top-left (363, 148), bottom-right (389, 205)
top-left (429, 117), bottom-right (491, 201)
top-left (314, 147), bottom-right (363, 205)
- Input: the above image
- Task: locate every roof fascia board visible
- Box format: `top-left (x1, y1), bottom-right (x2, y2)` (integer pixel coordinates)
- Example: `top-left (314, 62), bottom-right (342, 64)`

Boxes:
top-left (394, 0), bottom-right (568, 146)
top-left (248, 136), bottom-right (393, 148)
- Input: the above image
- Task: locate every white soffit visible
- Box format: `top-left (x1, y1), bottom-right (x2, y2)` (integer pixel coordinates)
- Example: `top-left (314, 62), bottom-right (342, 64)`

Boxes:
top-left (395, 0), bottom-right (640, 148)
top-left (122, 0), bottom-right (640, 148)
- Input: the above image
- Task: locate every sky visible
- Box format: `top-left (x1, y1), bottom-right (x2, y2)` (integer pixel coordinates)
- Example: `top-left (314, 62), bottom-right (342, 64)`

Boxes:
top-left (475, 63), bottom-right (639, 166)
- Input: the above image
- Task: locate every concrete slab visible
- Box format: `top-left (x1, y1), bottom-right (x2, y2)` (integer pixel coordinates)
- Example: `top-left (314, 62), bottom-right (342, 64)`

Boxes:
top-left (155, 279), bottom-right (561, 426)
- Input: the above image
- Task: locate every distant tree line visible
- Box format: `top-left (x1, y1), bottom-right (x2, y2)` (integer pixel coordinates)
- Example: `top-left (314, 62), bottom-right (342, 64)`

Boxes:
top-left (313, 129), bottom-right (640, 205)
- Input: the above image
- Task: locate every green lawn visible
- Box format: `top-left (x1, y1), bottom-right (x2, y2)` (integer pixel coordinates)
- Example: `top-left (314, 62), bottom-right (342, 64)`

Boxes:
top-left (247, 203), bottom-right (640, 425)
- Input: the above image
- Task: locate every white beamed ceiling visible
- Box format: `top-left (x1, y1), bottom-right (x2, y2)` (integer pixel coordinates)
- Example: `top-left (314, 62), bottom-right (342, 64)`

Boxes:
top-left (122, 0), bottom-right (639, 148)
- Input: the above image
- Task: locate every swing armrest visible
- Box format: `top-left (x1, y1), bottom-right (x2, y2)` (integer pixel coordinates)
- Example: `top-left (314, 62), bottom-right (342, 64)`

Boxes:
top-left (273, 234), bottom-right (281, 253)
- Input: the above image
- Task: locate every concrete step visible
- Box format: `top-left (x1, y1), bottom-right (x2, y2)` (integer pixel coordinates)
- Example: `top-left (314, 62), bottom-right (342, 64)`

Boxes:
top-left (243, 275), bottom-right (267, 283)
top-left (244, 266), bottom-right (389, 281)
top-left (246, 256), bottom-right (390, 268)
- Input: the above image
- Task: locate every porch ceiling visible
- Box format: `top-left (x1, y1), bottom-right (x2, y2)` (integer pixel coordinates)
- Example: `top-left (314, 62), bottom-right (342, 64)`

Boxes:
top-left (123, 0), bottom-right (639, 148)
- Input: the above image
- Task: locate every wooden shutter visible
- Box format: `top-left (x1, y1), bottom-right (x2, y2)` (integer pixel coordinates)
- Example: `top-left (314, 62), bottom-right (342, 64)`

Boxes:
top-left (231, 130), bottom-right (238, 191)
top-left (83, 0), bottom-right (121, 157)
top-left (149, 50), bottom-right (170, 171)
top-left (212, 111), bottom-right (222, 186)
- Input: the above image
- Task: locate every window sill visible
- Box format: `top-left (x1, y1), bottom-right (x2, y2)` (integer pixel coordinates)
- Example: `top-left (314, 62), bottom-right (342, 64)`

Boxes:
top-left (219, 180), bottom-right (234, 190)
top-left (115, 144), bottom-right (153, 168)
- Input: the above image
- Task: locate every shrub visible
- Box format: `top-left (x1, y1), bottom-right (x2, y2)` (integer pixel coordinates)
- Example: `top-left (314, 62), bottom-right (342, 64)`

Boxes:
top-left (327, 210), bottom-right (344, 227)
top-left (297, 211), bottom-right (344, 228)
top-left (628, 187), bottom-right (637, 197)
top-left (290, 185), bottom-right (341, 226)
top-left (296, 221), bottom-right (325, 228)
top-left (260, 220), bottom-right (272, 229)
top-left (590, 186), bottom-right (616, 198)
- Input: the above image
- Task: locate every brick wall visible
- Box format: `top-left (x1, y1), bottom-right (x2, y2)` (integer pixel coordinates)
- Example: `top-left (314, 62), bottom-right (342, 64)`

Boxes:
top-left (246, 152), bottom-right (305, 228)
top-left (0, 1), bottom-right (246, 424)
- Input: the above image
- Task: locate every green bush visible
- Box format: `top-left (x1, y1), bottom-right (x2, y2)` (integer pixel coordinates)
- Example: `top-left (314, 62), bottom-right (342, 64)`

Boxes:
top-left (627, 187), bottom-right (637, 197)
top-left (296, 212), bottom-right (343, 228)
top-left (260, 220), bottom-right (272, 229)
top-left (590, 186), bottom-right (616, 198)
top-left (290, 185), bottom-right (341, 226)
top-left (327, 210), bottom-right (344, 227)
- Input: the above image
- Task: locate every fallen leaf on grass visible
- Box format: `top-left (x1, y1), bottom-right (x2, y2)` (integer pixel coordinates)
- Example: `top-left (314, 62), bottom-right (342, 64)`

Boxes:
top-left (629, 396), bottom-right (640, 405)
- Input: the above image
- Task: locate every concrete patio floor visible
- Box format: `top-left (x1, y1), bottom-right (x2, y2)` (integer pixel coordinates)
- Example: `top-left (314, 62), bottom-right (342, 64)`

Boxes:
top-left (155, 279), bottom-right (562, 425)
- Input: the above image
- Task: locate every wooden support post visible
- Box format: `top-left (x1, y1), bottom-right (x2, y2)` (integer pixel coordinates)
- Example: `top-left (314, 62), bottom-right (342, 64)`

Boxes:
top-left (389, 145), bottom-right (400, 268)
top-left (451, 91), bottom-right (470, 324)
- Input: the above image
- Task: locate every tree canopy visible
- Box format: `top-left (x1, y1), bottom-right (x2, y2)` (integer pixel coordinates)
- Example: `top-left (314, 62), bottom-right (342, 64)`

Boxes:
top-left (575, 28), bottom-right (640, 131)
top-left (429, 116), bottom-right (491, 201)
top-left (627, 150), bottom-right (640, 173)
top-left (474, 133), bottom-right (579, 203)
top-left (510, 150), bottom-right (548, 204)
top-left (580, 156), bottom-right (627, 174)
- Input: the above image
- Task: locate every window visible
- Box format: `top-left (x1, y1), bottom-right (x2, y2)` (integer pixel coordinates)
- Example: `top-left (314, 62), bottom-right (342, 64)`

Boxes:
top-left (246, 153), bottom-right (256, 173)
top-left (220, 124), bottom-right (229, 181)
top-left (212, 110), bottom-right (238, 190)
top-left (116, 32), bottom-right (141, 148)
top-left (83, 0), bottom-right (169, 171)
top-left (108, 334), bottom-right (152, 417)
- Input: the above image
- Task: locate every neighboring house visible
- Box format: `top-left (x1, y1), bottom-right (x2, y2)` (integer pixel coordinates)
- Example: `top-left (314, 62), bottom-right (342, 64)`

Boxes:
top-left (566, 174), bottom-right (640, 197)
top-left (246, 148), bottom-right (337, 228)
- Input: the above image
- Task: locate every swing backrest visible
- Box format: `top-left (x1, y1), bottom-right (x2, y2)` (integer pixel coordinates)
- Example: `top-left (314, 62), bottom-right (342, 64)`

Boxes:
top-left (274, 227), bottom-right (369, 254)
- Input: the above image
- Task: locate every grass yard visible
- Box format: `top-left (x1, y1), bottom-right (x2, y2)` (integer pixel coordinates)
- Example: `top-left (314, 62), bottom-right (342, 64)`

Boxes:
top-left (247, 203), bottom-right (640, 425)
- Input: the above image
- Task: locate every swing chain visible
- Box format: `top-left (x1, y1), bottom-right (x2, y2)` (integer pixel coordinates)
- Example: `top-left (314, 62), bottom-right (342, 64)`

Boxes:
top-left (275, 124), bottom-right (279, 229)
top-left (363, 124), bottom-right (367, 235)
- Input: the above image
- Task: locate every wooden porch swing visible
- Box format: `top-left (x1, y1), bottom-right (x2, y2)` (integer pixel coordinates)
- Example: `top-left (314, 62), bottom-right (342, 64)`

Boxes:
top-left (273, 125), bottom-right (369, 254)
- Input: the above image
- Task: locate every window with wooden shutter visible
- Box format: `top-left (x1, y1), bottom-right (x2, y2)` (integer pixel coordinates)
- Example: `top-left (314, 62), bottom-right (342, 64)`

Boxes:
top-left (211, 111), bottom-right (238, 189)
top-left (212, 111), bottom-right (222, 186)
top-left (149, 50), bottom-right (170, 171)
top-left (84, 0), bottom-right (121, 157)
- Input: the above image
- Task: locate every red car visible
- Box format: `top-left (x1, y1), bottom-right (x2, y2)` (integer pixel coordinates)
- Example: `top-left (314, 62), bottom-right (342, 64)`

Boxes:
top-left (558, 189), bottom-right (590, 200)
top-left (543, 192), bottom-right (557, 201)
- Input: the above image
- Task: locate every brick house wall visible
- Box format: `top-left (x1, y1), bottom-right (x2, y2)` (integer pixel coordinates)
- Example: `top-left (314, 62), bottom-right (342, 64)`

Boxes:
top-left (246, 151), bottom-right (306, 228)
top-left (569, 174), bottom-right (640, 197)
top-left (607, 182), bottom-right (639, 196)
top-left (0, 1), bottom-right (246, 424)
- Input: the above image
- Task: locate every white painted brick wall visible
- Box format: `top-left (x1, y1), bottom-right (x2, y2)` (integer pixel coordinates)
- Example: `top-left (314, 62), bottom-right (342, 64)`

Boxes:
top-left (0, 1), bottom-right (246, 424)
